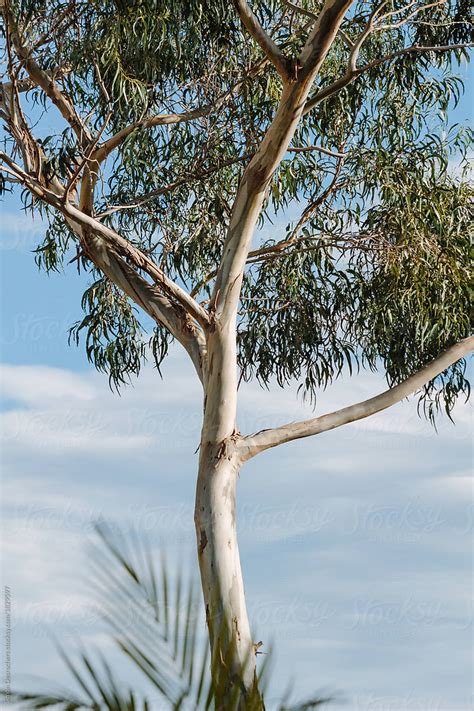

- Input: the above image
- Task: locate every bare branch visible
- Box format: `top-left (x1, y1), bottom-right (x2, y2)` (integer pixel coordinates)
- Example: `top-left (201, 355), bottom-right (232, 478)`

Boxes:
top-left (239, 337), bottom-right (474, 460)
top-left (94, 100), bottom-right (232, 165)
top-left (91, 60), bottom-right (268, 165)
top-left (245, 230), bottom-right (384, 266)
top-left (288, 144), bottom-right (347, 158)
top-left (377, 0), bottom-right (437, 23)
top-left (342, 1), bottom-right (390, 78)
top-left (232, 0), bottom-right (292, 80)
top-left (377, 0), bottom-right (418, 21)
top-left (376, 0), bottom-right (447, 31)
top-left (282, 1), bottom-right (319, 22)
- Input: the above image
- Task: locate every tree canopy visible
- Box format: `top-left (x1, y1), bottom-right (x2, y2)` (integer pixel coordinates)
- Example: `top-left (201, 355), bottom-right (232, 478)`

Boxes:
top-left (1, 0), bottom-right (472, 418)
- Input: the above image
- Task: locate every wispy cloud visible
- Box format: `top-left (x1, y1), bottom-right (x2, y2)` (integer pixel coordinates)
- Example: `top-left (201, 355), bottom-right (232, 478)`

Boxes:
top-left (1, 353), bottom-right (472, 708)
top-left (0, 211), bottom-right (46, 252)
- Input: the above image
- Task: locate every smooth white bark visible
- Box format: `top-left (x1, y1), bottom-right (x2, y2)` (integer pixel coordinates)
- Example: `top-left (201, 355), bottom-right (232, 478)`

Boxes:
top-left (239, 337), bottom-right (474, 460)
top-left (195, 443), bottom-right (259, 708)
top-left (194, 7), bottom-right (355, 705)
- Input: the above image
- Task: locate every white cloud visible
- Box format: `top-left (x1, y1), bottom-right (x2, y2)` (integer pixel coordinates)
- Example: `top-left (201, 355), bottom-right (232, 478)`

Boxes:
top-left (1, 407), bottom-right (152, 454)
top-left (0, 354), bottom-right (472, 708)
top-left (1, 364), bottom-right (96, 405)
top-left (433, 472), bottom-right (473, 499)
top-left (0, 210), bottom-right (46, 252)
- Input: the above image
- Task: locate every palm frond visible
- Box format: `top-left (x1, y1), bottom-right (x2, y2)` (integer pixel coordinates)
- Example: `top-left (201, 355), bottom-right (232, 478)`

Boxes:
top-left (90, 522), bottom-right (214, 709)
top-left (10, 523), bottom-right (334, 710)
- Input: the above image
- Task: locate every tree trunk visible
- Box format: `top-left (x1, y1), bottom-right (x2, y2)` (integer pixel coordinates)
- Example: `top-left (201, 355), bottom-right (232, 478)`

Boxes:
top-left (194, 437), bottom-right (262, 709)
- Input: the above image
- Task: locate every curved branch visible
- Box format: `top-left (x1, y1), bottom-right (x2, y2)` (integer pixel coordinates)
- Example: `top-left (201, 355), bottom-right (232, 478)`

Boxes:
top-left (212, 0), bottom-right (353, 325)
top-left (93, 97), bottom-right (236, 165)
top-left (0, 151), bottom-right (210, 331)
top-left (232, 0), bottom-right (292, 80)
top-left (92, 108), bottom-right (215, 165)
top-left (72, 210), bottom-right (210, 329)
top-left (81, 239), bottom-right (208, 381)
top-left (239, 337), bottom-right (474, 461)
top-left (283, 1), bottom-right (319, 21)
top-left (91, 59), bottom-right (269, 165)
top-left (376, 0), bottom-right (447, 31)
top-left (2, 2), bottom-right (92, 145)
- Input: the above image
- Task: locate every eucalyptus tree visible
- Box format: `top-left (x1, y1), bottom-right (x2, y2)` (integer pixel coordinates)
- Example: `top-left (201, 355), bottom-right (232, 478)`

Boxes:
top-left (1, 0), bottom-right (472, 707)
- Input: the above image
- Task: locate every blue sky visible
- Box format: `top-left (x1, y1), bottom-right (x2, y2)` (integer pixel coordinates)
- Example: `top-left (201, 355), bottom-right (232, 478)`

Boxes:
top-left (0, 66), bottom-right (472, 710)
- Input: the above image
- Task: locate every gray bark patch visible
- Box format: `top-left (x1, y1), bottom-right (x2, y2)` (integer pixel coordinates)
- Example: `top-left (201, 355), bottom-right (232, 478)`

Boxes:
top-left (199, 528), bottom-right (208, 555)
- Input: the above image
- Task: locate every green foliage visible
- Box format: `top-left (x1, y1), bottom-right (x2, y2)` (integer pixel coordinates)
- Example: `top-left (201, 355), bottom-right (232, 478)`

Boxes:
top-left (9, 524), bottom-right (330, 710)
top-left (3, 0), bottom-right (473, 417)
top-left (69, 276), bottom-right (170, 389)
top-left (352, 155), bottom-right (472, 421)
top-left (239, 133), bottom-right (473, 419)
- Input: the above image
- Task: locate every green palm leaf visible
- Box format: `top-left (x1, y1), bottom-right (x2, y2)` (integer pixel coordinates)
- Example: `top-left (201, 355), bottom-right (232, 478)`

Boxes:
top-left (9, 523), bottom-right (332, 710)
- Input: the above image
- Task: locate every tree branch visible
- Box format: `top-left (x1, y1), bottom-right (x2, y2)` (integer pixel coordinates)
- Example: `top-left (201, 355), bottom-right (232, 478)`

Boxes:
top-left (94, 97), bottom-right (235, 165)
top-left (0, 151), bottom-right (210, 379)
top-left (2, 2), bottom-right (92, 146)
top-left (376, 0), bottom-right (446, 31)
top-left (282, 1), bottom-right (319, 22)
top-left (232, 0), bottom-right (292, 80)
top-left (288, 144), bottom-right (347, 158)
top-left (96, 153), bottom-right (252, 216)
top-left (303, 42), bottom-right (473, 114)
top-left (239, 337), bottom-right (474, 460)
top-left (212, 0), bottom-right (353, 325)
top-left (91, 58), bottom-right (269, 164)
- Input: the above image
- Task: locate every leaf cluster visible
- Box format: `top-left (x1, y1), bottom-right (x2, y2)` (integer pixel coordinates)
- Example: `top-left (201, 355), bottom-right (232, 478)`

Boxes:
top-left (2, 0), bottom-right (473, 416)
